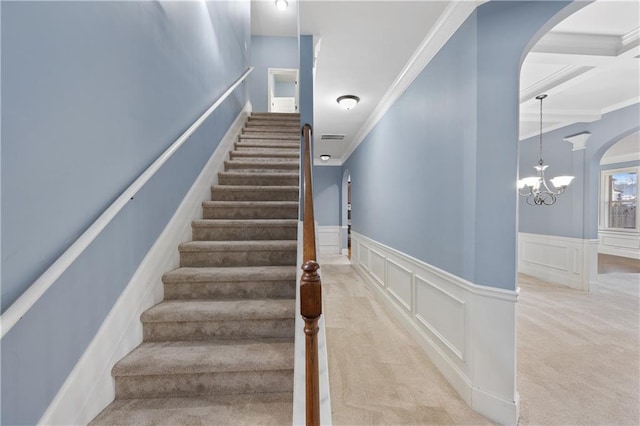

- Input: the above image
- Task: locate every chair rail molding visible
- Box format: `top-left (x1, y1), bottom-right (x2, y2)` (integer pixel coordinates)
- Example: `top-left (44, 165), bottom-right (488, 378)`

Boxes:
top-left (351, 231), bottom-right (519, 426)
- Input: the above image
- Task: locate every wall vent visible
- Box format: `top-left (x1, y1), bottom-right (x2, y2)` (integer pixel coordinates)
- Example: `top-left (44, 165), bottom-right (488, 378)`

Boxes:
top-left (321, 134), bottom-right (346, 141)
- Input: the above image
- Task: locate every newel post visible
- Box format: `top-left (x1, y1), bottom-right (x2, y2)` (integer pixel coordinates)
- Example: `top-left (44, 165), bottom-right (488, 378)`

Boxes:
top-left (300, 260), bottom-right (322, 426)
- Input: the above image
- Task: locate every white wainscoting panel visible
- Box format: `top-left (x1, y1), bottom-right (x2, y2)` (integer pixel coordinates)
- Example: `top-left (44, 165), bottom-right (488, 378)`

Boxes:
top-left (386, 259), bottom-right (412, 311)
top-left (39, 104), bottom-right (251, 426)
top-left (518, 232), bottom-right (598, 292)
top-left (351, 231), bottom-right (519, 426)
top-left (414, 275), bottom-right (465, 361)
top-left (370, 249), bottom-right (386, 287)
top-left (598, 230), bottom-right (640, 259)
top-left (317, 226), bottom-right (341, 255)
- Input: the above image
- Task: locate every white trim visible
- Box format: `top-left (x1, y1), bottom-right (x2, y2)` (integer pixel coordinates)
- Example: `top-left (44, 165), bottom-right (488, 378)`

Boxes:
top-left (0, 67), bottom-right (254, 339)
top-left (351, 231), bottom-right (518, 425)
top-left (317, 226), bottom-right (341, 255)
top-left (339, 1), bottom-right (479, 163)
top-left (564, 132), bottom-right (591, 151)
top-left (518, 232), bottom-right (599, 292)
top-left (38, 103), bottom-right (251, 426)
top-left (600, 152), bottom-right (640, 165)
top-left (601, 98), bottom-right (640, 115)
top-left (598, 230), bottom-right (640, 260)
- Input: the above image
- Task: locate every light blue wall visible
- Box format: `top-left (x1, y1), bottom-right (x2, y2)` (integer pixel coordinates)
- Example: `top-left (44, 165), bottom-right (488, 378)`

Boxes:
top-left (313, 166), bottom-right (342, 226)
top-left (343, 1), bottom-right (574, 290)
top-left (519, 103), bottom-right (640, 239)
top-left (0, 1), bottom-right (249, 424)
top-left (249, 35), bottom-right (298, 112)
top-left (299, 35), bottom-right (314, 219)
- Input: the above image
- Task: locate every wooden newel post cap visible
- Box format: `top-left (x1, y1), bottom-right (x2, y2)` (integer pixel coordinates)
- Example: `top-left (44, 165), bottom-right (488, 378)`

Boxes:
top-left (300, 260), bottom-right (322, 319)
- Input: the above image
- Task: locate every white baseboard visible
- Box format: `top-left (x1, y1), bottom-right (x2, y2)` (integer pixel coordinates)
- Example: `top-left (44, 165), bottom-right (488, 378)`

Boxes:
top-left (317, 226), bottom-right (341, 255)
top-left (518, 232), bottom-right (598, 292)
top-left (39, 103), bottom-right (251, 426)
top-left (341, 248), bottom-right (349, 256)
top-left (598, 230), bottom-right (640, 260)
top-left (351, 232), bottom-right (519, 426)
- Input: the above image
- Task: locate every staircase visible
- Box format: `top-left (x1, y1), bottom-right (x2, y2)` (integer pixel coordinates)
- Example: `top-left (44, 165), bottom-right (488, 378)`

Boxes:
top-left (90, 113), bottom-right (301, 425)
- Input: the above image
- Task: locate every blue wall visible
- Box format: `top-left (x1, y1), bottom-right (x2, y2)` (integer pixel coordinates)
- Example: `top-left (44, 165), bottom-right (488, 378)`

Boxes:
top-left (0, 1), bottom-right (249, 424)
top-left (313, 166), bottom-right (342, 226)
top-left (343, 1), bottom-right (573, 290)
top-left (249, 35), bottom-right (298, 112)
top-left (519, 103), bottom-right (640, 239)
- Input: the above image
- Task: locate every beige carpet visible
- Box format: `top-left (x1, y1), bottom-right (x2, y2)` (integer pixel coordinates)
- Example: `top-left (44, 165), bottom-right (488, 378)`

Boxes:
top-left (321, 255), bottom-right (639, 425)
top-left (319, 255), bottom-right (493, 425)
top-left (517, 272), bottom-right (639, 426)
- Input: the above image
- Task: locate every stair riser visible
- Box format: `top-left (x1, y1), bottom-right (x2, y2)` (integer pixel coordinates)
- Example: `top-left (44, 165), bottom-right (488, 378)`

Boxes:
top-left (210, 188), bottom-right (298, 202)
top-left (180, 250), bottom-right (297, 267)
top-left (236, 140), bottom-right (299, 148)
top-left (240, 134), bottom-right (299, 141)
top-left (115, 370), bottom-right (293, 399)
top-left (143, 319), bottom-right (295, 342)
top-left (163, 280), bottom-right (296, 300)
top-left (203, 206), bottom-right (298, 219)
top-left (230, 147), bottom-right (300, 156)
top-left (218, 175), bottom-right (299, 186)
top-left (226, 161), bottom-right (299, 170)
top-left (193, 226), bottom-right (297, 241)
top-left (243, 128), bottom-right (299, 134)
top-left (246, 121), bottom-right (299, 128)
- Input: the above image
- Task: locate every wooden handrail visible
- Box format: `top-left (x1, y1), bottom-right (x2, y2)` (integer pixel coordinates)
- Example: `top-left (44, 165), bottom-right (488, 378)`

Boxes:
top-left (300, 123), bottom-right (322, 426)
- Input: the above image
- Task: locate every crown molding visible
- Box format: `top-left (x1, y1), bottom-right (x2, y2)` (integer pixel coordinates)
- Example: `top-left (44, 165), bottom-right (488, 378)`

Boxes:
top-left (340, 1), bottom-right (481, 163)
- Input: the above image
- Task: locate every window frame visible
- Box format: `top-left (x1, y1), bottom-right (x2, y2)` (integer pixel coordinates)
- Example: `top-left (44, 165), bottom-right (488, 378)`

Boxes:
top-left (599, 165), bottom-right (639, 233)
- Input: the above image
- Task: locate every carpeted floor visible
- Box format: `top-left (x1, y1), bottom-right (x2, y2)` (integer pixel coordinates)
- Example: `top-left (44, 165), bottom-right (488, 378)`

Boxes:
top-left (517, 271), bottom-right (639, 425)
top-left (320, 254), bottom-right (639, 425)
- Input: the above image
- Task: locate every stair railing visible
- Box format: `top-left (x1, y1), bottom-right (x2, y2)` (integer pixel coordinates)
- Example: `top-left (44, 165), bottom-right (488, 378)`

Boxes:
top-left (300, 123), bottom-right (322, 426)
top-left (0, 67), bottom-right (254, 339)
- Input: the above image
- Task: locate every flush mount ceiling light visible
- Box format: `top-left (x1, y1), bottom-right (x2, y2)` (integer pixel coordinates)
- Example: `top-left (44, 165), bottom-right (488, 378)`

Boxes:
top-left (337, 95), bottom-right (360, 110)
top-left (518, 94), bottom-right (574, 206)
top-left (275, 0), bottom-right (288, 11)
top-left (320, 154), bottom-right (331, 161)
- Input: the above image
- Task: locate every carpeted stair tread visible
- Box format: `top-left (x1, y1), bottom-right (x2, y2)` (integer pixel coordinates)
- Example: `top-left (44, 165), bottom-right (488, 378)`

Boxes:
top-left (141, 299), bottom-right (295, 323)
top-left (242, 127), bottom-right (299, 134)
top-left (210, 185), bottom-right (299, 202)
top-left (179, 240), bottom-right (297, 252)
top-left (236, 141), bottom-right (300, 148)
top-left (218, 172), bottom-right (299, 186)
top-left (230, 150), bottom-right (299, 159)
top-left (192, 219), bottom-right (297, 228)
top-left (89, 393), bottom-right (293, 426)
top-left (239, 133), bottom-right (299, 140)
top-left (225, 160), bottom-right (299, 170)
top-left (247, 119), bottom-right (299, 127)
top-left (112, 339), bottom-right (294, 377)
top-left (203, 200), bottom-right (298, 208)
top-left (163, 265), bottom-right (297, 283)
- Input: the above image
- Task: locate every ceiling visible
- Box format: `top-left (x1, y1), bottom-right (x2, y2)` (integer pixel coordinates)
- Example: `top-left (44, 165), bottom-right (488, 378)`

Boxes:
top-left (251, 0), bottom-right (640, 165)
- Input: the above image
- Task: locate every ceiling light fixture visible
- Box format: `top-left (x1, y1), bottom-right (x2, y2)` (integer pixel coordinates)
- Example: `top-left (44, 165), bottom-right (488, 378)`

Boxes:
top-left (337, 95), bottom-right (360, 110)
top-left (275, 0), bottom-right (288, 11)
top-left (518, 94), bottom-right (574, 206)
top-left (320, 154), bottom-right (331, 161)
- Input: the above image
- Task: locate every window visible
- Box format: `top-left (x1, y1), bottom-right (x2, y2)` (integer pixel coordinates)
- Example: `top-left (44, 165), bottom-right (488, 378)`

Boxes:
top-left (600, 167), bottom-right (638, 231)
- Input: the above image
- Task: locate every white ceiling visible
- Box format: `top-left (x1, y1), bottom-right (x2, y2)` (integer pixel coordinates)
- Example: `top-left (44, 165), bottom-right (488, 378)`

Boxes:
top-left (251, 0), bottom-right (640, 164)
top-left (601, 131), bottom-right (640, 164)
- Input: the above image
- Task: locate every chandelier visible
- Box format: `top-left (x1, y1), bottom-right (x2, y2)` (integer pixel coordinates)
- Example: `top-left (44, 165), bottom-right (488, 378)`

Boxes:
top-left (518, 94), bottom-right (574, 206)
